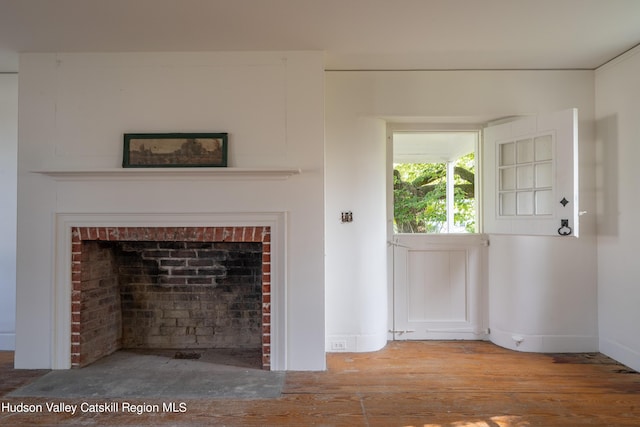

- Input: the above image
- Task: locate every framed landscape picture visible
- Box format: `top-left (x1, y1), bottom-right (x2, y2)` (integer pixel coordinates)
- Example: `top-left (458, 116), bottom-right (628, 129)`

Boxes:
top-left (123, 133), bottom-right (228, 168)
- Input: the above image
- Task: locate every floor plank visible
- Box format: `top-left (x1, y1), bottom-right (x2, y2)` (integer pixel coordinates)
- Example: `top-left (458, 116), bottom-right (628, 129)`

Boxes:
top-left (2, 341), bottom-right (639, 426)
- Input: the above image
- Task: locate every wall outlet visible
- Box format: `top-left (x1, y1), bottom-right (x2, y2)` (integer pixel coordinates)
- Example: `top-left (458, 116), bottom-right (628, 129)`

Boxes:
top-left (330, 340), bottom-right (347, 351)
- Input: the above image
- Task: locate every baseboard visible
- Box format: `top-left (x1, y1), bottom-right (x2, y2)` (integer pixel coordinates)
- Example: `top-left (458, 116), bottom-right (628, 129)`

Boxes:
top-left (326, 332), bottom-right (387, 353)
top-left (489, 327), bottom-right (598, 353)
top-left (0, 333), bottom-right (16, 350)
top-left (599, 337), bottom-right (640, 373)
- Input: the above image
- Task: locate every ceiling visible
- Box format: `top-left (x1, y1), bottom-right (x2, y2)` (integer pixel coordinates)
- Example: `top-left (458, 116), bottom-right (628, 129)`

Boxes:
top-left (393, 132), bottom-right (477, 163)
top-left (1, 0), bottom-right (640, 72)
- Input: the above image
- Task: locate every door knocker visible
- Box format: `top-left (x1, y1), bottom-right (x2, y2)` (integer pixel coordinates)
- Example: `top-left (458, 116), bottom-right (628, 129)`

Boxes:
top-left (558, 219), bottom-right (572, 236)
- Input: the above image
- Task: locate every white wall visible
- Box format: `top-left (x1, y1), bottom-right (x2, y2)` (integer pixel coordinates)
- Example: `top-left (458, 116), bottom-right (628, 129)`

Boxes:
top-left (0, 74), bottom-right (18, 350)
top-left (15, 52), bottom-right (326, 370)
top-left (595, 46), bottom-right (640, 372)
top-left (325, 70), bottom-right (598, 353)
top-left (325, 76), bottom-right (388, 351)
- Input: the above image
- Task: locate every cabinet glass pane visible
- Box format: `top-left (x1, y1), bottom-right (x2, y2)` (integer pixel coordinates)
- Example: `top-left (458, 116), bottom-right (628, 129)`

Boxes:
top-left (517, 191), bottom-right (534, 215)
top-left (535, 190), bottom-right (553, 215)
top-left (500, 167), bottom-right (516, 190)
top-left (500, 142), bottom-right (515, 166)
top-left (517, 165), bottom-right (533, 189)
top-left (535, 162), bottom-right (552, 188)
top-left (500, 192), bottom-right (516, 216)
top-left (535, 135), bottom-right (553, 161)
top-left (516, 138), bottom-right (533, 163)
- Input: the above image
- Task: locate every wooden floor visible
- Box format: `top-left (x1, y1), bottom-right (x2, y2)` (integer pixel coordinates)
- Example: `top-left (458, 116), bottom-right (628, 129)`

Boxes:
top-left (1, 341), bottom-right (639, 426)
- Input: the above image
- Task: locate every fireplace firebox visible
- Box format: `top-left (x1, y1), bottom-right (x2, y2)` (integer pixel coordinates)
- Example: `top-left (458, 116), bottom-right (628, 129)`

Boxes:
top-left (71, 226), bottom-right (272, 369)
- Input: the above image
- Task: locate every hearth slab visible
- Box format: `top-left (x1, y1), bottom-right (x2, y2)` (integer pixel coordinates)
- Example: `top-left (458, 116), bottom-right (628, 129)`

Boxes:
top-left (8, 350), bottom-right (284, 399)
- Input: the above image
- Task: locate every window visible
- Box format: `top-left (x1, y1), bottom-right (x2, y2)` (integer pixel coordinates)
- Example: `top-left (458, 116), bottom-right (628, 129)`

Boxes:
top-left (392, 131), bottom-right (479, 234)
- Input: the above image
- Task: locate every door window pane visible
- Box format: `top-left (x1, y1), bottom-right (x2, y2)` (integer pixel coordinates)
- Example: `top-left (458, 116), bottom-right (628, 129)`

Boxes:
top-left (517, 191), bottom-right (534, 215)
top-left (500, 167), bottom-right (516, 190)
top-left (535, 190), bottom-right (554, 215)
top-left (516, 138), bottom-right (533, 163)
top-left (535, 135), bottom-right (553, 161)
top-left (516, 165), bottom-right (534, 189)
top-left (497, 132), bottom-right (554, 218)
top-left (535, 163), bottom-right (553, 188)
top-left (500, 193), bottom-right (516, 216)
top-left (500, 142), bottom-right (515, 166)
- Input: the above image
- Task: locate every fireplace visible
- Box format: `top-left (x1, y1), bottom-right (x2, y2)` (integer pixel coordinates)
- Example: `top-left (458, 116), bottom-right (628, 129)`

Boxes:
top-left (70, 226), bottom-right (272, 369)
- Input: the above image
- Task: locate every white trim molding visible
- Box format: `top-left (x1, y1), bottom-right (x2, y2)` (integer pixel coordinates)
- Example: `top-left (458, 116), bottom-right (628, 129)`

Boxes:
top-left (490, 327), bottom-right (598, 353)
top-left (53, 211), bottom-right (287, 370)
top-left (34, 168), bottom-right (301, 181)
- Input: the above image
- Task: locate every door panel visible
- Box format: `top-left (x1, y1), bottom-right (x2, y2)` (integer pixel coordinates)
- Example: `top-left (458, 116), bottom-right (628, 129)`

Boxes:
top-left (407, 250), bottom-right (467, 322)
top-left (483, 109), bottom-right (579, 237)
top-left (392, 234), bottom-right (487, 340)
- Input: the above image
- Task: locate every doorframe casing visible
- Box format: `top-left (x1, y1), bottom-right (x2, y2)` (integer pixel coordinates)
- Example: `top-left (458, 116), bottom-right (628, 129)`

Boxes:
top-left (386, 121), bottom-right (485, 341)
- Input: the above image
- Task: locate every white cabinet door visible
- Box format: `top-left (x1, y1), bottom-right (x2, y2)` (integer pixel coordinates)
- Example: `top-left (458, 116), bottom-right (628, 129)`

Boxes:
top-left (392, 234), bottom-right (487, 340)
top-left (483, 109), bottom-right (579, 237)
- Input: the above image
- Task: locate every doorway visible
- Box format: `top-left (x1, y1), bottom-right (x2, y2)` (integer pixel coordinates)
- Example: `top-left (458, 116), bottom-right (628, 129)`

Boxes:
top-left (388, 127), bottom-right (488, 341)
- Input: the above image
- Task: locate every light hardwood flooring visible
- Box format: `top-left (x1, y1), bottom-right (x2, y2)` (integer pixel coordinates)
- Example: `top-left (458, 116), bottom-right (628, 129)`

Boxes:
top-left (1, 341), bottom-right (639, 426)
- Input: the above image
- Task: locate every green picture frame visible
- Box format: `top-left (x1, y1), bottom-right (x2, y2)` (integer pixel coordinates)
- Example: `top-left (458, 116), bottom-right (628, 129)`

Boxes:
top-left (123, 133), bottom-right (228, 168)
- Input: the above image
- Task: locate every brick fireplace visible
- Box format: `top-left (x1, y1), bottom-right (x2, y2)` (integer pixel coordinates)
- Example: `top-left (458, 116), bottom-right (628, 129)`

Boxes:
top-left (70, 226), bottom-right (272, 369)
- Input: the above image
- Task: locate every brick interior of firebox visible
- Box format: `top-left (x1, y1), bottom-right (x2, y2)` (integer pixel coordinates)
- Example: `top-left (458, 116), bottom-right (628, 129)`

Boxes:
top-left (79, 240), bottom-right (262, 366)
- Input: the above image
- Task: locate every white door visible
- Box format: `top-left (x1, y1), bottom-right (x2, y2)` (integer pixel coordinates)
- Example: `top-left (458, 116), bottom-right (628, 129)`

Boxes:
top-left (390, 110), bottom-right (578, 340)
top-left (391, 234), bottom-right (487, 340)
top-left (483, 108), bottom-right (579, 237)
top-left (389, 128), bottom-right (487, 341)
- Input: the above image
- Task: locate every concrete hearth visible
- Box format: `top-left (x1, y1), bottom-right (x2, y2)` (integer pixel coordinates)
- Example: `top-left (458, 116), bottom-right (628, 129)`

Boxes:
top-left (9, 348), bottom-right (284, 399)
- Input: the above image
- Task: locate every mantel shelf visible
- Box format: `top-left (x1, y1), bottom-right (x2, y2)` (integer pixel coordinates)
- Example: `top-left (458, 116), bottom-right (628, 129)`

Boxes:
top-left (32, 167), bottom-right (302, 181)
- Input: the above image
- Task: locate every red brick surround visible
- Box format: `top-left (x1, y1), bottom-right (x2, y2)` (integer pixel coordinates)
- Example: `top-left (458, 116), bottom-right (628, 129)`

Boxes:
top-left (71, 226), bottom-right (272, 369)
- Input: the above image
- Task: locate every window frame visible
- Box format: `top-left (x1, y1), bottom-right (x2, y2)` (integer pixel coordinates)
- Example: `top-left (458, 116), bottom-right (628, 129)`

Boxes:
top-left (387, 122), bottom-right (483, 235)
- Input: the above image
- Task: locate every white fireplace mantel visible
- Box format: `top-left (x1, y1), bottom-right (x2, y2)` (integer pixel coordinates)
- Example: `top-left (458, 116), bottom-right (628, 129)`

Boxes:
top-left (33, 167), bottom-right (302, 181)
top-left (53, 211), bottom-right (288, 370)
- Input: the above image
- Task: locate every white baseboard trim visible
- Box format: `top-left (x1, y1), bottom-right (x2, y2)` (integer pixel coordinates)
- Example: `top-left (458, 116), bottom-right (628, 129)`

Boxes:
top-left (599, 337), bottom-right (640, 372)
top-left (490, 327), bottom-right (598, 353)
top-left (0, 333), bottom-right (16, 350)
top-left (326, 332), bottom-right (387, 353)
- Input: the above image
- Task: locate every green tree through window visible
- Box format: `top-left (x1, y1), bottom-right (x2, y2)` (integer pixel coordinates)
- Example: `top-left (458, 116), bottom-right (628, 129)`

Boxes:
top-left (394, 152), bottom-right (475, 233)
